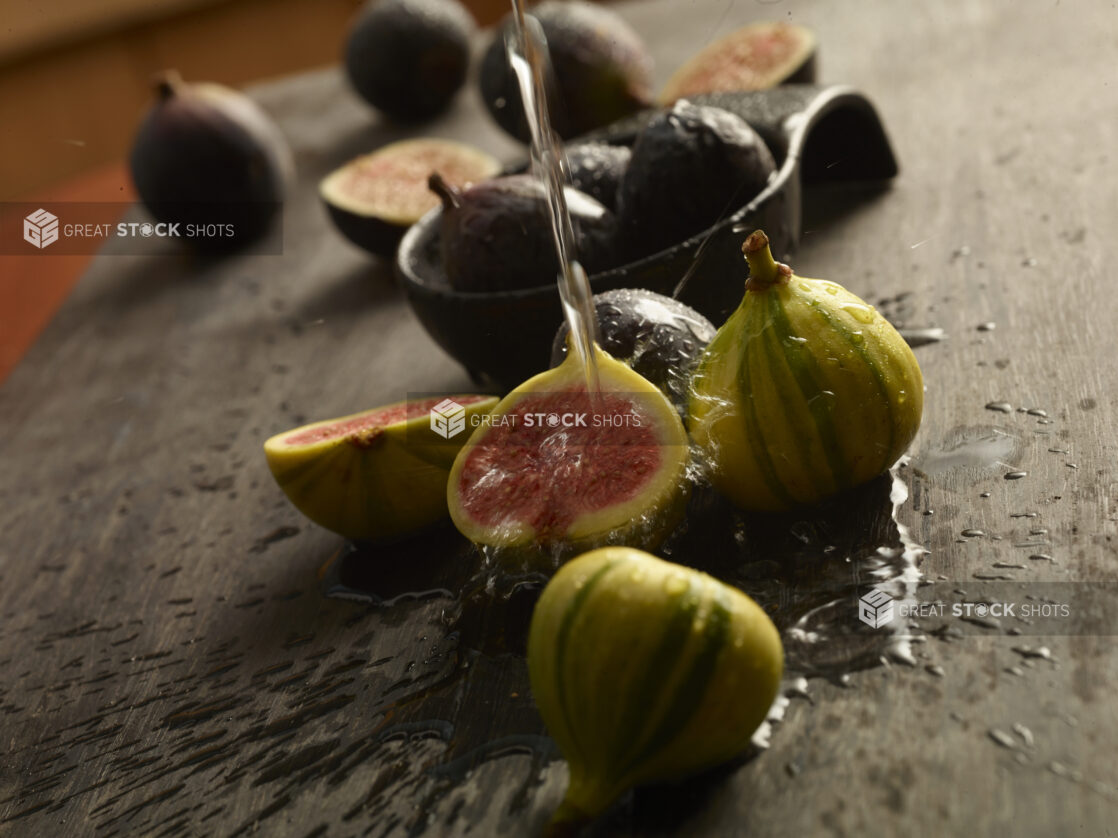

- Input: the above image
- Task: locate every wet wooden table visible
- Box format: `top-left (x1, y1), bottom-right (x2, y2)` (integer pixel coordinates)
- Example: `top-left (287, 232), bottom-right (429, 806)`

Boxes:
top-left (3, 0), bottom-right (1118, 835)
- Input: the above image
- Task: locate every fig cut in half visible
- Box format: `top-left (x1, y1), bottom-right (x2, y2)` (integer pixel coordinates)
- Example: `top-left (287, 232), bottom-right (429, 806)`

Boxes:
top-left (321, 138), bottom-right (501, 257)
top-left (659, 22), bottom-right (817, 105)
top-left (447, 344), bottom-right (691, 558)
top-left (265, 394), bottom-right (498, 543)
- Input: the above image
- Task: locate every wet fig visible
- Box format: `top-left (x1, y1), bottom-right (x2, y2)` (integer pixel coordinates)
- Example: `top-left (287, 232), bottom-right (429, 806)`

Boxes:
top-left (660, 21), bottom-right (817, 104)
top-left (129, 71), bottom-right (293, 249)
top-left (447, 346), bottom-right (690, 558)
top-left (480, 0), bottom-right (653, 142)
top-left (563, 142), bottom-right (631, 211)
top-left (616, 100), bottom-right (776, 261)
top-left (264, 395), bottom-right (497, 542)
top-left (321, 138), bottom-right (500, 257)
top-left (528, 546), bottom-right (783, 828)
top-left (430, 173), bottom-right (619, 292)
top-left (551, 288), bottom-right (716, 417)
top-left (688, 230), bottom-right (924, 511)
top-left (344, 0), bottom-right (475, 122)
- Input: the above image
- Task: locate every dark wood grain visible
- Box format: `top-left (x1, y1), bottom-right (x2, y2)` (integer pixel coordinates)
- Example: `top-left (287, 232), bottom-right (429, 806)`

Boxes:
top-left (3, 1), bottom-right (1118, 835)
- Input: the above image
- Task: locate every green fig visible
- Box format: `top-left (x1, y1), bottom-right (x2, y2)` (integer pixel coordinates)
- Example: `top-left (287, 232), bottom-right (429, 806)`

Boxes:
top-left (688, 230), bottom-right (924, 511)
top-left (264, 395), bottom-right (497, 542)
top-left (528, 546), bottom-right (783, 827)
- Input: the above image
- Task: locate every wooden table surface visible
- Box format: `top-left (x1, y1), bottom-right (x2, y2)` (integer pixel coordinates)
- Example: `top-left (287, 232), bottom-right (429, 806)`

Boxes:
top-left (3, 0), bottom-right (1118, 835)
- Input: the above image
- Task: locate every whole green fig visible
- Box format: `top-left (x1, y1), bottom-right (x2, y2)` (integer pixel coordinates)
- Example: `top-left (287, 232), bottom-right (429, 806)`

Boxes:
top-left (528, 546), bottom-right (783, 828)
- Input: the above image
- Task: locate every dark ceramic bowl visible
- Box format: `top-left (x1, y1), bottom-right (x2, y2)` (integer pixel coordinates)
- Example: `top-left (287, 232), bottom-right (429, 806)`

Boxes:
top-left (397, 85), bottom-right (898, 388)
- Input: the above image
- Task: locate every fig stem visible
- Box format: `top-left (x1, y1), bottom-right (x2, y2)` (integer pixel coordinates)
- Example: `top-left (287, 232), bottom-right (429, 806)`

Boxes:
top-left (427, 172), bottom-right (461, 211)
top-left (742, 229), bottom-right (792, 292)
top-left (154, 69), bottom-right (185, 100)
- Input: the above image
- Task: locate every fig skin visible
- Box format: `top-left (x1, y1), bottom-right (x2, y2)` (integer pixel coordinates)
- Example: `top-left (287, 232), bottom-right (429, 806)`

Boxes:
top-left (320, 138), bottom-right (500, 258)
top-left (429, 173), bottom-right (620, 293)
top-left (344, 0), bottom-right (475, 123)
top-left (479, 0), bottom-right (653, 142)
top-left (688, 230), bottom-right (924, 512)
top-left (563, 143), bottom-right (631, 212)
top-left (264, 395), bottom-right (499, 543)
top-left (129, 71), bottom-right (293, 250)
top-left (616, 100), bottom-right (776, 261)
top-left (551, 288), bottom-right (716, 417)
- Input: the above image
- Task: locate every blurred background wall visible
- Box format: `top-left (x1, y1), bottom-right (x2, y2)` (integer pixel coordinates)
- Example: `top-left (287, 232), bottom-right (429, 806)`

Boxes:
top-left (0, 0), bottom-right (524, 201)
top-left (0, 0), bottom-right (542, 380)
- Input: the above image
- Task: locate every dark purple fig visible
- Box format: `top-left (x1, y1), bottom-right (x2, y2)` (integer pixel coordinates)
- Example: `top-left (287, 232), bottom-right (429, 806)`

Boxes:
top-left (320, 138), bottom-right (500, 258)
top-left (563, 143), bottom-right (631, 212)
top-left (344, 0), bottom-right (475, 123)
top-left (479, 1), bottom-right (653, 142)
top-left (616, 100), bottom-right (776, 261)
top-left (429, 173), bottom-right (619, 293)
top-left (551, 288), bottom-right (716, 416)
top-left (129, 71), bottom-right (293, 250)
top-left (660, 22), bottom-right (817, 104)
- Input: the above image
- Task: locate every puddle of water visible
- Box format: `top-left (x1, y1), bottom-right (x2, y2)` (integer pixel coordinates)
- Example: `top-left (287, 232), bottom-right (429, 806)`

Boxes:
top-left (911, 427), bottom-right (1020, 477)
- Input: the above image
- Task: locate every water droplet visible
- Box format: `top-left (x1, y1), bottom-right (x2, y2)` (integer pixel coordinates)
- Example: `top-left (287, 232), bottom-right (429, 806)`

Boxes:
top-left (1013, 723), bottom-right (1035, 748)
top-left (899, 327), bottom-right (946, 347)
top-left (1022, 257), bottom-right (1037, 267)
top-left (925, 664), bottom-right (945, 677)
top-left (989, 728), bottom-right (1017, 749)
top-left (1026, 408), bottom-right (1048, 417)
top-left (1028, 553), bottom-right (1055, 562)
top-left (1004, 471), bottom-right (1027, 480)
top-left (985, 401), bottom-right (1013, 413)
top-left (842, 303), bottom-right (876, 324)
top-left (961, 528), bottom-right (986, 537)
top-left (1012, 645), bottom-right (1052, 661)
top-left (977, 322), bottom-right (997, 332)
top-left (980, 492), bottom-right (991, 498)
top-left (850, 331), bottom-right (865, 345)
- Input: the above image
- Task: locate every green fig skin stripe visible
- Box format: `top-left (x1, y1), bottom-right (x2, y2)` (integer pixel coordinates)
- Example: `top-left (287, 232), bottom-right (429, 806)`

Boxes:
top-left (736, 304), bottom-right (802, 509)
top-left (553, 558), bottom-right (622, 767)
top-left (606, 578), bottom-right (701, 777)
top-left (615, 588), bottom-right (732, 778)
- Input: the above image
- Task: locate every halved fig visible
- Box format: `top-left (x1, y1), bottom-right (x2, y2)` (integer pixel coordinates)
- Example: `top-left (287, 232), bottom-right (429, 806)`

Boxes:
top-left (320, 138), bottom-right (501, 257)
top-left (447, 345), bottom-right (691, 558)
top-left (659, 22), bottom-right (817, 105)
top-left (264, 394), bottom-right (498, 543)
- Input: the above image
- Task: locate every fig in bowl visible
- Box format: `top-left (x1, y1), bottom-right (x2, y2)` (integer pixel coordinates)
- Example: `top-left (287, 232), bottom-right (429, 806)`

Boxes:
top-left (396, 87), bottom-right (899, 388)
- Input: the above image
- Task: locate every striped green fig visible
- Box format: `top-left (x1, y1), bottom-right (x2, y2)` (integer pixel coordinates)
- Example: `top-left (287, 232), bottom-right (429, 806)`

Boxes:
top-left (528, 547), bottom-right (782, 828)
top-left (688, 230), bottom-right (923, 511)
top-left (264, 395), bottom-right (497, 542)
